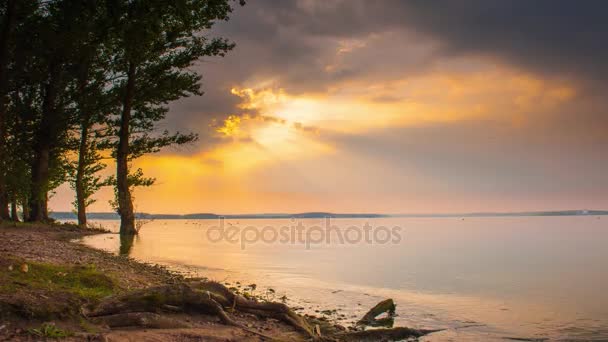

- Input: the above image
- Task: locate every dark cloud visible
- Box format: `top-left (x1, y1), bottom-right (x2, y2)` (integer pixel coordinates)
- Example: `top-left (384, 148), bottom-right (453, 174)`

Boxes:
top-left (254, 0), bottom-right (608, 83)
top-left (384, 0), bottom-right (608, 86)
top-left (164, 0), bottom-right (608, 152)
top-left (210, 0), bottom-right (608, 103)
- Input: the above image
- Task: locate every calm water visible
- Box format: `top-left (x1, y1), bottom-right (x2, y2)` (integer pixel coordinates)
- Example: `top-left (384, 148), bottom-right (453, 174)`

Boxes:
top-left (78, 216), bottom-right (608, 341)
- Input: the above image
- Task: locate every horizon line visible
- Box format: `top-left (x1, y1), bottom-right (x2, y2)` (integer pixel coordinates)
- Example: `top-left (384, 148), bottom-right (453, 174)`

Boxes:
top-left (49, 209), bottom-right (608, 219)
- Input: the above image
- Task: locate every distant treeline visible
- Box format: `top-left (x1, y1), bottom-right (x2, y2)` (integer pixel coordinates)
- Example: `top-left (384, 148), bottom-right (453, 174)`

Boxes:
top-left (50, 212), bottom-right (388, 220)
top-left (394, 210), bottom-right (608, 217)
top-left (0, 0), bottom-right (243, 234)
top-left (50, 210), bottom-right (608, 220)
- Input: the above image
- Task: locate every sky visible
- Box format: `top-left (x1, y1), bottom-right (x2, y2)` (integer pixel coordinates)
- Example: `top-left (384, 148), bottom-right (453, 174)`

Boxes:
top-left (51, 0), bottom-right (608, 214)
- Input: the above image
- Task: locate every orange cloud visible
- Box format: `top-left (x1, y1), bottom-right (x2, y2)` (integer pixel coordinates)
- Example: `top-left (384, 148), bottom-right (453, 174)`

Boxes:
top-left (49, 62), bottom-right (584, 214)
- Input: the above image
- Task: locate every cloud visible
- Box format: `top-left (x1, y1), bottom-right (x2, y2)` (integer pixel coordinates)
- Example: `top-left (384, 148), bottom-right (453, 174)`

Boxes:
top-left (170, 0), bottom-right (608, 137)
top-left (225, 0), bottom-right (608, 85)
top-left (385, 1), bottom-right (608, 86)
top-left (50, 1), bottom-right (608, 213)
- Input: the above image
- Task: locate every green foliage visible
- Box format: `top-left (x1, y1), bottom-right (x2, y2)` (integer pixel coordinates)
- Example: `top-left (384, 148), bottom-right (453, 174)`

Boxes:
top-left (102, 0), bottom-right (241, 227)
top-left (66, 142), bottom-right (111, 212)
top-left (107, 167), bottom-right (155, 213)
top-left (1, 0), bottom-right (243, 221)
top-left (28, 323), bottom-right (72, 339)
top-left (105, 0), bottom-right (240, 150)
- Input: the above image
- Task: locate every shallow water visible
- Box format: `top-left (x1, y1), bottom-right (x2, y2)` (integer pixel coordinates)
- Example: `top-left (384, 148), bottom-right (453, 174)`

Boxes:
top-left (78, 216), bottom-right (608, 341)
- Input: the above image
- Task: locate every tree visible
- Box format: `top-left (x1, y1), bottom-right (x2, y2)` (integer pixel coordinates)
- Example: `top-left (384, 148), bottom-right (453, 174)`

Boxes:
top-left (67, 2), bottom-right (114, 227)
top-left (5, 48), bottom-right (39, 221)
top-left (107, 0), bottom-right (238, 235)
top-left (24, 0), bottom-right (77, 221)
top-left (2, 0), bottom-right (45, 221)
top-left (1, 0), bottom-right (242, 225)
top-left (3, 89), bottom-right (32, 221)
top-left (20, 0), bottom-right (105, 222)
top-left (0, 0), bottom-right (18, 220)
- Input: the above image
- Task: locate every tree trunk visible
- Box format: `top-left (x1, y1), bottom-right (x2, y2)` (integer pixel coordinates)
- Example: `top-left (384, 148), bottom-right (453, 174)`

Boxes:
top-left (29, 144), bottom-right (50, 221)
top-left (0, 193), bottom-right (8, 220)
top-left (29, 64), bottom-right (61, 222)
top-left (0, 0), bottom-right (17, 221)
top-left (21, 197), bottom-right (29, 221)
top-left (117, 62), bottom-right (136, 235)
top-left (10, 195), bottom-right (18, 222)
top-left (75, 65), bottom-right (91, 228)
top-left (43, 192), bottom-right (49, 219)
top-left (76, 121), bottom-right (89, 227)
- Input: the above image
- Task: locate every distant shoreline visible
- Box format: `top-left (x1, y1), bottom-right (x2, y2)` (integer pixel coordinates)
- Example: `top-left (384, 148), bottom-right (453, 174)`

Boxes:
top-left (50, 210), bottom-right (608, 220)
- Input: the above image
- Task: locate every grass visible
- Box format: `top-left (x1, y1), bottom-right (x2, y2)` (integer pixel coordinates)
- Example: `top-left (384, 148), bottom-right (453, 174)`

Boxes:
top-left (28, 323), bottom-right (72, 338)
top-left (1, 259), bottom-right (116, 300)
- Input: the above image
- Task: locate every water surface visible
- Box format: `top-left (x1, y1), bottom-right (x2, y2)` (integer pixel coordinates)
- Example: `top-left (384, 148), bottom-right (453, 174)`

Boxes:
top-left (79, 216), bottom-right (608, 341)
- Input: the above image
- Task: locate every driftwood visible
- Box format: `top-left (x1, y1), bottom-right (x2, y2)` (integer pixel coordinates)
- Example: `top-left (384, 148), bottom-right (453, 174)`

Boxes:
top-left (347, 299), bottom-right (442, 341)
top-left (357, 298), bottom-right (396, 327)
top-left (336, 327), bottom-right (442, 341)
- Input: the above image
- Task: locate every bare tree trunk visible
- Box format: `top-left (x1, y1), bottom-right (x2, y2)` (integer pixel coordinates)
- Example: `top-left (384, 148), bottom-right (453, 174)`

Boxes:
top-left (21, 197), bottom-right (29, 221)
top-left (117, 62), bottom-right (136, 235)
top-left (29, 64), bottom-right (61, 222)
top-left (10, 194), bottom-right (18, 222)
top-left (76, 121), bottom-right (89, 227)
top-left (29, 145), bottom-right (50, 221)
top-left (75, 65), bottom-right (91, 228)
top-left (43, 192), bottom-right (48, 219)
top-left (0, 0), bottom-right (17, 221)
top-left (0, 193), bottom-right (8, 220)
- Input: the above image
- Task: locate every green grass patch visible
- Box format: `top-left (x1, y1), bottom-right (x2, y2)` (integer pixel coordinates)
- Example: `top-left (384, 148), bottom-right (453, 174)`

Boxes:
top-left (1, 260), bottom-right (116, 300)
top-left (28, 323), bottom-right (72, 338)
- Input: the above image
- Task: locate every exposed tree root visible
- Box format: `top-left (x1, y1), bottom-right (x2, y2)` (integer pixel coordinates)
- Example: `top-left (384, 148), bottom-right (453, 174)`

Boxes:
top-left (85, 281), bottom-right (442, 341)
top-left (87, 283), bottom-right (241, 326)
top-left (86, 281), bottom-right (317, 339)
top-left (335, 327), bottom-right (443, 341)
top-left (90, 312), bottom-right (191, 329)
top-left (189, 280), bottom-right (316, 338)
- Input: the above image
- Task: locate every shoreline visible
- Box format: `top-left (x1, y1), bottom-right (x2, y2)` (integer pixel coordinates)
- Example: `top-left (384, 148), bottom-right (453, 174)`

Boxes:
top-left (0, 222), bottom-right (436, 341)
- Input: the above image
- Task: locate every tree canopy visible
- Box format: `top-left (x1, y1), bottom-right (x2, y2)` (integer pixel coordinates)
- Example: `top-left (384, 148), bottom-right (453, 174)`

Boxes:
top-left (0, 0), bottom-right (242, 231)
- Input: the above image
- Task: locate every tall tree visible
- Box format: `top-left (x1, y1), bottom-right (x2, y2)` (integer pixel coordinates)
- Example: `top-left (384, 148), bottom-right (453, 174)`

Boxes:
top-left (24, 0), bottom-right (101, 221)
top-left (0, 0), bottom-right (18, 220)
top-left (5, 54), bottom-right (39, 222)
top-left (25, 0), bottom-right (73, 221)
top-left (68, 2), bottom-right (114, 227)
top-left (108, 0), bottom-right (238, 235)
top-left (1, 0), bottom-right (242, 225)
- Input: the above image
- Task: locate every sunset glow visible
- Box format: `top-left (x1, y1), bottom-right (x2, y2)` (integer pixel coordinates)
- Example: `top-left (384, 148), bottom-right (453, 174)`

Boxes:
top-left (49, 2), bottom-right (606, 215)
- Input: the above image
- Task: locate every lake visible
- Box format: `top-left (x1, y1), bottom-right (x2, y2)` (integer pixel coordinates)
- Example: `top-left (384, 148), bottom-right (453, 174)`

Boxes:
top-left (78, 216), bottom-right (608, 341)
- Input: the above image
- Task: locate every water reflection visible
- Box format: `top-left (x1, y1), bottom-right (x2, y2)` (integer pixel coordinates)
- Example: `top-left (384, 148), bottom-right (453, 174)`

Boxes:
top-left (119, 234), bottom-right (135, 256)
